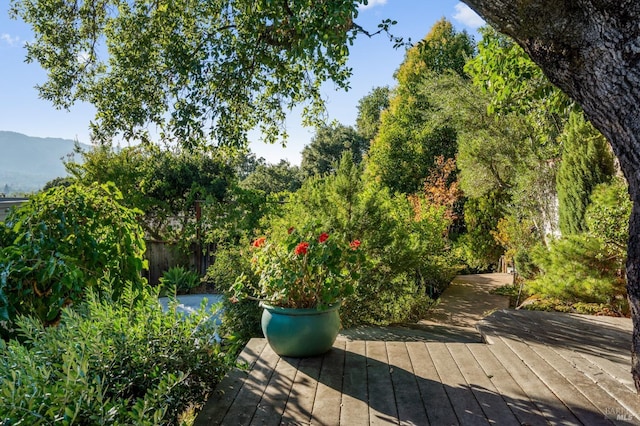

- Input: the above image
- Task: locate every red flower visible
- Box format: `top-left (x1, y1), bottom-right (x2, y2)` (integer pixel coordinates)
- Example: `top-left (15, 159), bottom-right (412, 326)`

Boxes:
top-left (252, 237), bottom-right (266, 248)
top-left (294, 241), bottom-right (310, 256)
top-left (318, 232), bottom-right (329, 243)
top-left (350, 240), bottom-right (361, 250)
top-left (287, 227), bottom-right (295, 234)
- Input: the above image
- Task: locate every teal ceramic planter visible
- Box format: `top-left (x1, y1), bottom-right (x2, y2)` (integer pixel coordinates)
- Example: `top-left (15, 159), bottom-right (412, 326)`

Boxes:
top-left (260, 302), bottom-right (341, 357)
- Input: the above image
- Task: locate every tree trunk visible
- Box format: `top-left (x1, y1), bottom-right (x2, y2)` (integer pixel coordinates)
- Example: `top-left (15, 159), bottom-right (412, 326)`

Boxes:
top-left (461, 0), bottom-right (640, 390)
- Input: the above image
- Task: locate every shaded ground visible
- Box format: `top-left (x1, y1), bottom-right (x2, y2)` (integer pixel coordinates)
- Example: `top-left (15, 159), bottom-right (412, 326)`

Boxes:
top-left (339, 273), bottom-right (513, 343)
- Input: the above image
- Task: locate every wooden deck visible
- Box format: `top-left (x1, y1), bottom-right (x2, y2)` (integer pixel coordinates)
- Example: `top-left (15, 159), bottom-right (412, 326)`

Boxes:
top-left (195, 309), bottom-right (640, 425)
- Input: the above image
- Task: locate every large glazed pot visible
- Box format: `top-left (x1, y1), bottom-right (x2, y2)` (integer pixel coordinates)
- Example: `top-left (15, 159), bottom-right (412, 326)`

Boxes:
top-left (260, 302), bottom-right (341, 357)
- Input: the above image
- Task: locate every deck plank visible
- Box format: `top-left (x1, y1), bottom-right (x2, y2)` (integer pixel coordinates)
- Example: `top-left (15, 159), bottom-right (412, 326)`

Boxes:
top-left (405, 341), bottom-right (458, 426)
top-left (281, 352), bottom-right (323, 424)
top-left (196, 308), bottom-right (639, 426)
top-left (528, 342), bottom-right (626, 424)
top-left (194, 339), bottom-right (267, 426)
top-left (340, 340), bottom-right (369, 426)
top-left (551, 344), bottom-right (640, 422)
top-left (447, 343), bottom-right (520, 426)
top-left (487, 338), bottom-right (581, 425)
top-left (386, 342), bottom-right (428, 425)
top-left (311, 339), bottom-right (346, 425)
top-left (428, 343), bottom-right (490, 425)
top-left (250, 348), bottom-right (300, 426)
top-left (223, 340), bottom-right (281, 425)
top-left (500, 337), bottom-right (611, 425)
top-left (366, 340), bottom-right (399, 425)
top-left (466, 344), bottom-right (546, 426)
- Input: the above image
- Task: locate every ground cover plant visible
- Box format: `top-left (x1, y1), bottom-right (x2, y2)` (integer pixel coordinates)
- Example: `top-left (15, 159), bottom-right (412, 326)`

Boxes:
top-left (0, 284), bottom-right (231, 425)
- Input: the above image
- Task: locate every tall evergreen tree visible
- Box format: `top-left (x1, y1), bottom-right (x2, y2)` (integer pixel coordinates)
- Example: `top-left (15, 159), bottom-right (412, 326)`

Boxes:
top-left (300, 124), bottom-right (367, 178)
top-left (557, 111), bottom-right (615, 235)
top-left (355, 86), bottom-right (390, 142)
top-left (367, 19), bottom-right (475, 194)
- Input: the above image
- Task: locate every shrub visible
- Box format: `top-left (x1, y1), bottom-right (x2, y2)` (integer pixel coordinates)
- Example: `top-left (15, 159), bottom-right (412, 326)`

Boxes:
top-left (0, 183), bottom-right (146, 334)
top-left (525, 177), bottom-right (630, 308)
top-left (527, 235), bottom-right (625, 304)
top-left (265, 153), bottom-right (456, 326)
top-left (205, 243), bottom-right (262, 342)
top-left (0, 284), bottom-right (233, 425)
top-left (159, 266), bottom-right (201, 294)
top-left (585, 176), bottom-right (631, 257)
top-left (492, 215), bottom-right (541, 279)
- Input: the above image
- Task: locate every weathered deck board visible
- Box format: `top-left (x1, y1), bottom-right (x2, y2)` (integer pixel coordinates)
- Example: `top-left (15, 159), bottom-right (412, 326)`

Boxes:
top-left (196, 310), bottom-right (639, 426)
top-left (195, 338), bottom-right (267, 425)
top-left (366, 341), bottom-right (399, 425)
top-left (386, 342), bottom-right (428, 425)
top-left (311, 339), bottom-right (346, 425)
top-left (340, 341), bottom-right (369, 425)
top-left (281, 352), bottom-right (322, 424)
top-left (447, 342), bottom-right (520, 425)
top-left (428, 343), bottom-right (490, 425)
top-left (467, 343), bottom-right (547, 426)
top-left (405, 341), bottom-right (458, 426)
top-left (498, 336), bottom-right (611, 425)
top-left (487, 339), bottom-right (582, 424)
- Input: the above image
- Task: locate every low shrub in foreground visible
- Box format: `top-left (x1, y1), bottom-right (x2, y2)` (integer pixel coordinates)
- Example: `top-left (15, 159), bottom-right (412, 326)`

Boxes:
top-left (0, 285), bottom-right (233, 425)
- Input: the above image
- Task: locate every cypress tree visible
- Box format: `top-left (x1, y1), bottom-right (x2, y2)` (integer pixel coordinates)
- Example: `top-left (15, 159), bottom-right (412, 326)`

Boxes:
top-left (557, 111), bottom-right (614, 235)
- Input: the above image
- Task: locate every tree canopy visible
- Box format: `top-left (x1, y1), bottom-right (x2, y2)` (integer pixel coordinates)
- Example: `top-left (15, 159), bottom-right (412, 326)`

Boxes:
top-left (367, 19), bottom-right (474, 194)
top-left (9, 0), bottom-right (364, 147)
top-left (300, 124), bottom-right (367, 178)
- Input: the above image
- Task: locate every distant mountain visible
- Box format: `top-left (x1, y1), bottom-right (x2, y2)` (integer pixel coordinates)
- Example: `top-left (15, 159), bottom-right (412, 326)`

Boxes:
top-left (0, 131), bottom-right (91, 194)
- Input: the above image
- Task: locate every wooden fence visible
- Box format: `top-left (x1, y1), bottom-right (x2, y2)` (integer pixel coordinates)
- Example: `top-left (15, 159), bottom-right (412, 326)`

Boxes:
top-left (143, 240), bottom-right (215, 285)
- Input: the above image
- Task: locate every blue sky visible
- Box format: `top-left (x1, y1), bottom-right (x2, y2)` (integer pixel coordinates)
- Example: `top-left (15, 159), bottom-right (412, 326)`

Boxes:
top-left (0, 1), bottom-right (484, 164)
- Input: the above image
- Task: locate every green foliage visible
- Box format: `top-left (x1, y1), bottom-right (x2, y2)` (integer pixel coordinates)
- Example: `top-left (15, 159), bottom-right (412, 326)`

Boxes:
top-left (528, 235), bottom-right (626, 304)
top-left (355, 86), bottom-right (390, 141)
top-left (367, 19), bottom-right (473, 194)
top-left (202, 183), bottom-right (276, 253)
top-left (240, 160), bottom-right (303, 195)
top-left (492, 215), bottom-right (540, 278)
top-left (267, 153), bottom-right (455, 326)
top-left (525, 177), bottom-right (629, 308)
top-left (0, 183), bottom-right (146, 332)
top-left (0, 284), bottom-right (232, 425)
top-left (11, 0), bottom-right (363, 147)
top-left (301, 124), bottom-right (368, 178)
top-left (456, 192), bottom-right (506, 272)
top-left (412, 18), bottom-right (475, 78)
top-left (159, 266), bottom-right (201, 295)
top-left (557, 111), bottom-right (614, 235)
top-left (369, 109), bottom-right (458, 194)
top-left (69, 144), bottom-right (234, 242)
top-left (585, 177), bottom-right (631, 254)
top-left (460, 27), bottom-right (572, 242)
top-left (465, 27), bottom-right (571, 126)
top-left (204, 242), bottom-right (262, 342)
top-left (42, 176), bottom-right (73, 191)
top-left (234, 225), bottom-right (363, 309)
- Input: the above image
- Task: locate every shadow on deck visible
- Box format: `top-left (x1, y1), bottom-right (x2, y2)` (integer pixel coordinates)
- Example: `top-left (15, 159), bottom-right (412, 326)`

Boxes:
top-left (195, 275), bottom-right (639, 425)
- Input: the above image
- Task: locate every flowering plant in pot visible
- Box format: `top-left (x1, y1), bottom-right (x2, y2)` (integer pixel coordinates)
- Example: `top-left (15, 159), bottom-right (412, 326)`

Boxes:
top-left (232, 226), bottom-right (362, 357)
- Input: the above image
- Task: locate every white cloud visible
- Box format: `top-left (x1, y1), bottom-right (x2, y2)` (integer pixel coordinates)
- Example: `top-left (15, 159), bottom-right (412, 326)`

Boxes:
top-left (358, 0), bottom-right (388, 11)
top-left (453, 3), bottom-right (485, 29)
top-left (1, 33), bottom-right (20, 47)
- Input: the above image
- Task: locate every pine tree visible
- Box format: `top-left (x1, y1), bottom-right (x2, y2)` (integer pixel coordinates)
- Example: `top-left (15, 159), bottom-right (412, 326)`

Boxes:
top-left (557, 111), bottom-right (615, 235)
